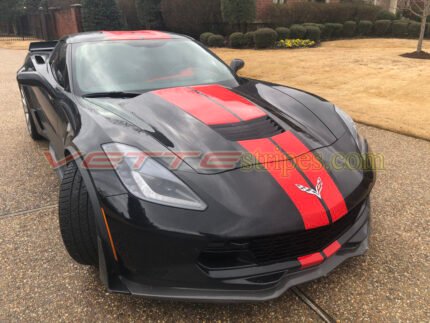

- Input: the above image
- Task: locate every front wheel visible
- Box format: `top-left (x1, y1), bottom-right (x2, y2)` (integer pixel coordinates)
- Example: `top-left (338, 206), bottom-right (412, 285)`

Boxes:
top-left (59, 161), bottom-right (98, 266)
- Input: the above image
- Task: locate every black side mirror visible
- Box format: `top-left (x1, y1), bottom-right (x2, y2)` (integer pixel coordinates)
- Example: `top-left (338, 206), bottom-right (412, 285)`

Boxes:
top-left (16, 71), bottom-right (44, 86)
top-left (230, 59), bottom-right (245, 74)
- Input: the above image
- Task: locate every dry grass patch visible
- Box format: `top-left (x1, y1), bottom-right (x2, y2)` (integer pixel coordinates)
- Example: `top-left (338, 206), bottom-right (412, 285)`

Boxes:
top-left (214, 39), bottom-right (430, 140)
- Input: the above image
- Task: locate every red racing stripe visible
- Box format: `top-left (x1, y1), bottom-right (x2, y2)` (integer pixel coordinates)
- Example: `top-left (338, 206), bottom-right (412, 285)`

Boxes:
top-left (298, 252), bottom-right (324, 269)
top-left (273, 131), bottom-right (348, 222)
top-left (192, 85), bottom-right (266, 121)
top-left (103, 30), bottom-right (171, 40)
top-left (153, 87), bottom-right (240, 125)
top-left (323, 240), bottom-right (341, 258)
top-left (239, 138), bottom-right (330, 230)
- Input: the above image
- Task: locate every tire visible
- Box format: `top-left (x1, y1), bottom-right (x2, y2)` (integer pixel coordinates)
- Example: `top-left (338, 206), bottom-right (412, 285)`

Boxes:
top-left (59, 161), bottom-right (98, 266)
top-left (19, 86), bottom-right (43, 141)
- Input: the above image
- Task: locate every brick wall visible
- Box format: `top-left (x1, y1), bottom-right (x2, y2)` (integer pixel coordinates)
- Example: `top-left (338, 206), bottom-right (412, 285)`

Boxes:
top-left (255, 0), bottom-right (273, 20)
top-left (51, 5), bottom-right (83, 38)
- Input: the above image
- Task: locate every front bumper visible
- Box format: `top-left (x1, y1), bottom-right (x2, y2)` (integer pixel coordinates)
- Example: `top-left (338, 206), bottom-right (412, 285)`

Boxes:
top-left (99, 198), bottom-right (371, 302)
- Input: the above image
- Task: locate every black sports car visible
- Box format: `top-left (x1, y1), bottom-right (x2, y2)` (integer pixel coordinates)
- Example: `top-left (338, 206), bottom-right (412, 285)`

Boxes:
top-left (17, 30), bottom-right (375, 302)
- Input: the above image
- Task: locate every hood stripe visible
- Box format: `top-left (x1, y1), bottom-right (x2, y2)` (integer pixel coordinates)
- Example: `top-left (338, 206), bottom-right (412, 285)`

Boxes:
top-left (103, 30), bottom-right (171, 40)
top-left (273, 132), bottom-right (348, 222)
top-left (153, 87), bottom-right (240, 125)
top-left (239, 138), bottom-right (330, 230)
top-left (192, 85), bottom-right (266, 121)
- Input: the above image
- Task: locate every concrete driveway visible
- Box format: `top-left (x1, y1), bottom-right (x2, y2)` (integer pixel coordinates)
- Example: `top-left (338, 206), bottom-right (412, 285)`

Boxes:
top-left (0, 48), bottom-right (429, 321)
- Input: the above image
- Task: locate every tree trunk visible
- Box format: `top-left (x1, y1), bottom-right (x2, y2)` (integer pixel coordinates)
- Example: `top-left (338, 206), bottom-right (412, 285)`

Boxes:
top-left (417, 7), bottom-right (428, 53)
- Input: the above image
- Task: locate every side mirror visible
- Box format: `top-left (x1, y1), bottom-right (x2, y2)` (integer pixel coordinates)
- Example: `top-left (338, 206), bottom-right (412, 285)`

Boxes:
top-left (230, 59), bottom-right (245, 74)
top-left (17, 71), bottom-right (44, 86)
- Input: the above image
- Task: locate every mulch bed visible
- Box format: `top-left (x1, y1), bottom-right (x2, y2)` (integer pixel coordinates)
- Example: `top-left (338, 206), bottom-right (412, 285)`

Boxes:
top-left (400, 51), bottom-right (430, 60)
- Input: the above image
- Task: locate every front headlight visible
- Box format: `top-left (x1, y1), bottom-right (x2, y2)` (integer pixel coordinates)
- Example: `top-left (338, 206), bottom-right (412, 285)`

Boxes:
top-left (335, 105), bottom-right (366, 152)
top-left (102, 143), bottom-right (207, 211)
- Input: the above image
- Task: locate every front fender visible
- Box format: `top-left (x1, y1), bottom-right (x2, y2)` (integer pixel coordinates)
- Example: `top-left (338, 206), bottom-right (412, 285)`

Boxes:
top-left (64, 146), bottom-right (129, 293)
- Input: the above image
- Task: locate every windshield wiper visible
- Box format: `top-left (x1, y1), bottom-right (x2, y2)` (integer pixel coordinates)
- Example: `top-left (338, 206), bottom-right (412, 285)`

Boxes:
top-left (83, 91), bottom-right (141, 98)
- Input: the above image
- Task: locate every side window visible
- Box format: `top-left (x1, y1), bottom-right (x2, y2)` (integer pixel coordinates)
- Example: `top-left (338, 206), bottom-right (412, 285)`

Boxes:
top-left (50, 42), bottom-right (69, 89)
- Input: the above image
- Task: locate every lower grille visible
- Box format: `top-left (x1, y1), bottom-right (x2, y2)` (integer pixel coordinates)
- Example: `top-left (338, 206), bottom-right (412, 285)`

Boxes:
top-left (199, 202), bottom-right (363, 269)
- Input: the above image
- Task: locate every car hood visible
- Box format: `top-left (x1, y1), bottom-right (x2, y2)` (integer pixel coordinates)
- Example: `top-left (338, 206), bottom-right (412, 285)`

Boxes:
top-left (84, 80), bottom-right (348, 174)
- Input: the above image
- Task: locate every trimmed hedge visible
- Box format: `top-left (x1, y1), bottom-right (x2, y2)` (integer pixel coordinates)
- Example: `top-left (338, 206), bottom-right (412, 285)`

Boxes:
top-left (357, 20), bottom-right (373, 36)
top-left (408, 21), bottom-right (421, 38)
top-left (276, 27), bottom-right (290, 40)
top-left (290, 24), bottom-right (307, 39)
top-left (392, 21), bottom-right (409, 38)
top-left (254, 28), bottom-right (278, 49)
top-left (325, 23), bottom-right (343, 38)
top-left (343, 21), bottom-right (357, 37)
top-left (200, 32), bottom-right (215, 45)
top-left (208, 34), bottom-right (225, 47)
top-left (244, 31), bottom-right (255, 47)
top-left (229, 32), bottom-right (245, 48)
top-left (376, 10), bottom-right (396, 21)
top-left (374, 20), bottom-right (391, 36)
top-left (321, 23), bottom-right (334, 40)
top-left (305, 26), bottom-right (321, 43)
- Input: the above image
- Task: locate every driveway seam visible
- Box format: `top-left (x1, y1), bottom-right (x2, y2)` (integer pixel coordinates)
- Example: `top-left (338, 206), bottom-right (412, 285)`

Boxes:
top-left (0, 204), bottom-right (57, 219)
top-left (292, 287), bottom-right (336, 323)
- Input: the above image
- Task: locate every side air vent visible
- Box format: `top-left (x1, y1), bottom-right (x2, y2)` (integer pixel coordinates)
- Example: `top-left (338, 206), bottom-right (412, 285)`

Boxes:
top-left (35, 55), bottom-right (46, 64)
top-left (211, 116), bottom-right (284, 141)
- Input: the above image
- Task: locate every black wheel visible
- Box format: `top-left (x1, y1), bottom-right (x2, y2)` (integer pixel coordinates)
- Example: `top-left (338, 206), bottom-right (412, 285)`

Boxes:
top-left (59, 161), bottom-right (98, 266)
top-left (19, 86), bottom-right (43, 140)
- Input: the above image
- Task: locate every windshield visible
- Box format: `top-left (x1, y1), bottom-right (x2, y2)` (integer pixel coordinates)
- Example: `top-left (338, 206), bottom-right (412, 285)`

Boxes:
top-left (72, 39), bottom-right (239, 95)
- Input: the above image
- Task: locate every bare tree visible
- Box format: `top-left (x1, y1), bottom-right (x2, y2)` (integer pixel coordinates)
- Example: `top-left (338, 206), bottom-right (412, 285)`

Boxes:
top-left (401, 0), bottom-right (430, 52)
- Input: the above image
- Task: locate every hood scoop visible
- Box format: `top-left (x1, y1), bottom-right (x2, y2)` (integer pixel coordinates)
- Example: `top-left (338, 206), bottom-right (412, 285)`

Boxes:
top-left (211, 116), bottom-right (284, 141)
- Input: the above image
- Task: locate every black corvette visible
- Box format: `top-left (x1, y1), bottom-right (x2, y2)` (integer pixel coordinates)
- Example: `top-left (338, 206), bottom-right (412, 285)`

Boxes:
top-left (17, 30), bottom-right (375, 301)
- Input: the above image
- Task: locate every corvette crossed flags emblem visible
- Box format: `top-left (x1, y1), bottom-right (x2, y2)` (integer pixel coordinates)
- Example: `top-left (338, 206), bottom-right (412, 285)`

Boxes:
top-left (295, 177), bottom-right (323, 199)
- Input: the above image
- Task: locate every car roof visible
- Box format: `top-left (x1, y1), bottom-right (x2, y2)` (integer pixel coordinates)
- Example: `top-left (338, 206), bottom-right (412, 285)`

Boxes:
top-left (63, 30), bottom-right (190, 44)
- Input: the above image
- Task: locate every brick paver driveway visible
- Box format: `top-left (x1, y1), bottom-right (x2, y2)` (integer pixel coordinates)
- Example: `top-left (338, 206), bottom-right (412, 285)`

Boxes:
top-left (0, 48), bottom-right (429, 321)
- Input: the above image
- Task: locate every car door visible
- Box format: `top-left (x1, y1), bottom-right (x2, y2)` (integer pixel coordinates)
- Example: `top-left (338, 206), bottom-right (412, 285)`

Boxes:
top-left (34, 41), bottom-right (76, 161)
top-left (27, 41), bottom-right (66, 145)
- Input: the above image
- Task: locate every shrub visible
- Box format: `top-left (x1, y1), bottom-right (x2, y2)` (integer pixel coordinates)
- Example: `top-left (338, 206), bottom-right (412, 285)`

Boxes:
top-left (343, 21), bottom-right (357, 37)
top-left (208, 34), bottom-right (225, 47)
top-left (200, 32), bottom-right (215, 45)
top-left (82, 0), bottom-right (123, 31)
top-left (322, 23), bottom-right (335, 39)
top-left (229, 32), bottom-right (245, 48)
top-left (244, 31), bottom-right (255, 47)
top-left (376, 10), bottom-right (396, 21)
top-left (392, 21), bottom-right (409, 38)
top-left (357, 20), bottom-right (373, 36)
top-left (325, 23), bottom-right (343, 38)
top-left (275, 27), bottom-right (290, 40)
top-left (254, 28), bottom-right (278, 49)
top-left (374, 20), bottom-right (392, 36)
top-left (408, 21), bottom-right (421, 38)
top-left (276, 39), bottom-right (316, 49)
top-left (290, 24), bottom-right (306, 39)
top-left (426, 23), bottom-right (430, 38)
top-left (305, 26), bottom-right (321, 43)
